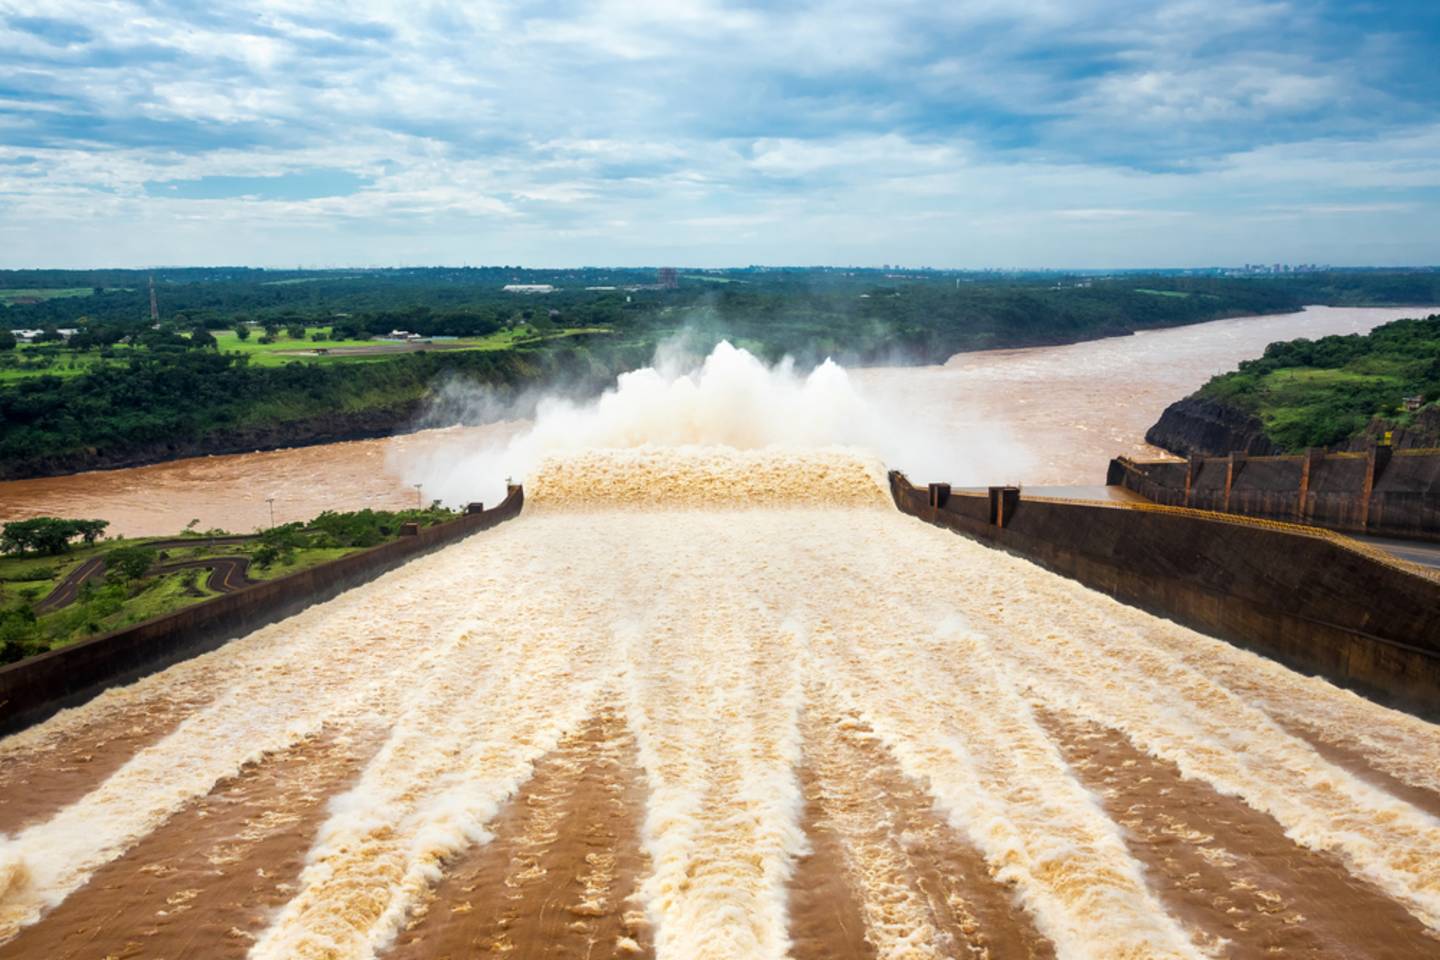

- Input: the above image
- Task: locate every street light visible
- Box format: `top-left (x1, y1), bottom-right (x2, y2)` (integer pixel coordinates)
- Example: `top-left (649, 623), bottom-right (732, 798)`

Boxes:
top-left (266, 497), bottom-right (276, 528)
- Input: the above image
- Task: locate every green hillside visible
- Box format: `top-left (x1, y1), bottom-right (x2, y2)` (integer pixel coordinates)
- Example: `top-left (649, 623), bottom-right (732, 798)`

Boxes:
top-left (1198, 315), bottom-right (1440, 450)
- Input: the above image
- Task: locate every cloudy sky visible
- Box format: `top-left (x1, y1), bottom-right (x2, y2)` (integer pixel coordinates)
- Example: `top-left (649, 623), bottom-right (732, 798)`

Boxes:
top-left (1, 1), bottom-right (1438, 268)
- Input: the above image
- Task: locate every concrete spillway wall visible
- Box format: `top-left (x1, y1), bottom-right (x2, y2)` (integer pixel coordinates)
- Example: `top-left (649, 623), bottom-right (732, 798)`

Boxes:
top-left (892, 473), bottom-right (1440, 717)
top-left (0, 487), bottom-right (524, 735)
top-left (1110, 447), bottom-right (1440, 542)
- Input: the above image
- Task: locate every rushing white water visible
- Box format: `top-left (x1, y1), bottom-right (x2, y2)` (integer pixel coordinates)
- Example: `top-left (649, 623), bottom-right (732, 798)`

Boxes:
top-left (399, 340), bottom-right (1032, 507)
top-left (3, 346), bottom-right (1440, 958)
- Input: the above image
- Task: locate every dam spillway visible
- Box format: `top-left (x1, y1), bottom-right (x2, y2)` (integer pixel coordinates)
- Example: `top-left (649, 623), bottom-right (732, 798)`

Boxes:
top-left (1, 448), bottom-right (1440, 959)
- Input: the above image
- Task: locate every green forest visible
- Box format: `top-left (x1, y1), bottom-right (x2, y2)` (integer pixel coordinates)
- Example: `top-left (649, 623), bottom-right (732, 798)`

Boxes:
top-left (1198, 314), bottom-right (1440, 450)
top-left (4, 266), bottom-right (1439, 477)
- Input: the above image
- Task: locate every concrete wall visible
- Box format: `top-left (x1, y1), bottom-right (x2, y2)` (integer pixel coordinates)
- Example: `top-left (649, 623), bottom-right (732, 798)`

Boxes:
top-left (895, 473), bottom-right (1440, 717)
top-left (1110, 448), bottom-right (1440, 542)
top-left (0, 488), bottom-right (524, 735)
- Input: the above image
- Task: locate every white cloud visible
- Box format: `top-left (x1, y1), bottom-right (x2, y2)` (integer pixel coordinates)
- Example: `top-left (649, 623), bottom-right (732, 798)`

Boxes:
top-left (0, 0), bottom-right (1436, 265)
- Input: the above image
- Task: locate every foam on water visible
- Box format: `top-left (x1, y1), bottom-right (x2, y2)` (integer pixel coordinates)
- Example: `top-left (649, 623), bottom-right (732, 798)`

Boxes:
top-left (529, 445), bottom-right (890, 511)
top-left (0, 552), bottom-right (491, 940)
top-left (3, 446), bottom-right (1440, 960)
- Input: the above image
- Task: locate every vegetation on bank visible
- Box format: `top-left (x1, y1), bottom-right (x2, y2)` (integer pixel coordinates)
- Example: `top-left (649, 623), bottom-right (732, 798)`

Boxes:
top-left (1196, 314), bottom-right (1440, 450)
top-left (0, 507), bottom-right (456, 664)
top-left (3, 266), bottom-right (1438, 475)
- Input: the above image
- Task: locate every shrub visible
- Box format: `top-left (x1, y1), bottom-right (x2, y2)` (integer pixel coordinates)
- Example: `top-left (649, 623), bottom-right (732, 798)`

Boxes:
top-left (106, 545), bottom-right (157, 581)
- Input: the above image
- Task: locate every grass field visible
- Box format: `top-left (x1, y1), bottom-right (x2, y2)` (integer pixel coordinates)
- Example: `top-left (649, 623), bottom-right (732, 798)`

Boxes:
top-left (247, 546), bottom-right (357, 580)
top-left (212, 325), bottom-right (609, 366)
top-left (211, 328), bottom-right (385, 364)
top-left (0, 287), bottom-right (95, 306)
top-left (0, 324), bottom-right (611, 383)
top-left (1226, 367), bottom-right (1405, 449)
top-left (0, 347), bottom-right (115, 382)
top-left (1133, 288), bottom-right (1191, 298)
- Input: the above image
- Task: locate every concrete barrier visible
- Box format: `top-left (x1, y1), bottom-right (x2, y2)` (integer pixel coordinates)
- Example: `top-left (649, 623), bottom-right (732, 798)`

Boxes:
top-left (1110, 448), bottom-right (1440, 542)
top-left (892, 471), bottom-right (1440, 717)
top-left (0, 487), bottom-right (524, 735)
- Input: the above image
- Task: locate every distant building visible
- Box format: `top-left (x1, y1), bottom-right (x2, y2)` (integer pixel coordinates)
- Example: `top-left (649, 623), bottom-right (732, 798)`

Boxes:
top-left (503, 284), bottom-right (556, 294)
top-left (658, 267), bottom-right (678, 289)
top-left (1404, 395), bottom-right (1425, 412)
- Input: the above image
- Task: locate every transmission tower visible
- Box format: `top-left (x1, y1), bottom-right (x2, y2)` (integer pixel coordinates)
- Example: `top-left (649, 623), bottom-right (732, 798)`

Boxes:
top-left (148, 275), bottom-right (160, 323)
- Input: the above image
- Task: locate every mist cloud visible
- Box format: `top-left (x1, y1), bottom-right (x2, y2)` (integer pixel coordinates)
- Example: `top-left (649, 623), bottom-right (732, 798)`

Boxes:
top-left (391, 340), bottom-right (1032, 506)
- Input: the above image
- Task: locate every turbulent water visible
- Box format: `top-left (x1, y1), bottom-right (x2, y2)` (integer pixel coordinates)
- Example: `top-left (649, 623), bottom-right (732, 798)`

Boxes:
top-left (1, 447), bottom-right (1438, 959)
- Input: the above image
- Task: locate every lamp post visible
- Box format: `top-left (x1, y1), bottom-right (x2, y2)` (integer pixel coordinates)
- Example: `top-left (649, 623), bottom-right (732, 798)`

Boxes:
top-left (266, 497), bottom-right (276, 529)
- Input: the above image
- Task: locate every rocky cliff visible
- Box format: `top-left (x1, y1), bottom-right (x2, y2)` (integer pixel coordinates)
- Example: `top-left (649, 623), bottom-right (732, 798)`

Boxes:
top-left (1144, 396), bottom-right (1281, 458)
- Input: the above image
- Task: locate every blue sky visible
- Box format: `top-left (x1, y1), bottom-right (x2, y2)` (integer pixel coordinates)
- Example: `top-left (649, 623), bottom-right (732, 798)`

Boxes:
top-left (1, 0), bottom-right (1439, 268)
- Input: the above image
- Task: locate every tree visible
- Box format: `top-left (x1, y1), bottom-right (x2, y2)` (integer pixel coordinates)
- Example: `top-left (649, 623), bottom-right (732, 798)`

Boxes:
top-left (73, 519), bottom-right (109, 545)
top-left (286, 323), bottom-right (306, 340)
top-left (190, 329), bottom-right (218, 350)
top-left (105, 545), bottom-right (157, 581)
top-left (1, 517), bottom-right (88, 556)
top-left (0, 330), bottom-right (15, 351)
top-left (234, 323), bottom-right (251, 341)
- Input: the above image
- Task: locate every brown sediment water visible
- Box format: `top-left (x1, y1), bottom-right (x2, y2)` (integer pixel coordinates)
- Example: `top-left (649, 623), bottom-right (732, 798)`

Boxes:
top-left (387, 701), bottom-right (653, 959)
top-left (2, 306), bottom-right (1429, 535)
top-left (0, 726), bottom-right (381, 960)
top-left (788, 765), bottom-right (876, 960)
top-left (1273, 718), bottom-right (1440, 822)
top-left (1044, 709), bottom-right (1440, 959)
top-left (795, 692), bottom-right (1055, 960)
top-left (2, 448), bottom-right (1439, 960)
top-left (0, 696), bottom-right (196, 835)
top-left (0, 421), bottom-right (519, 537)
top-left (850, 304), bottom-right (1436, 484)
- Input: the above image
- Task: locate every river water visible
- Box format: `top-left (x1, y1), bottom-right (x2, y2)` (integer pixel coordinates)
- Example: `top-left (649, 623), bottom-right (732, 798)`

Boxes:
top-left (1, 447), bottom-right (1438, 959)
top-left (0, 304), bottom-right (1431, 537)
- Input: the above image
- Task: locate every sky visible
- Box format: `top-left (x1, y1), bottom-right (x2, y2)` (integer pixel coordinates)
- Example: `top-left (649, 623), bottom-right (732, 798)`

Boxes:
top-left (1, 0), bottom-right (1439, 269)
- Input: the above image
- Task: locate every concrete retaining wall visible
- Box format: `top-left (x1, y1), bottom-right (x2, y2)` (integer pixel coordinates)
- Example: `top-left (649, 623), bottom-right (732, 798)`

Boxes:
top-left (894, 473), bottom-right (1440, 717)
top-left (0, 487), bottom-right (524, 735)
top-left (1110, 448), bottom-right (1440, 541)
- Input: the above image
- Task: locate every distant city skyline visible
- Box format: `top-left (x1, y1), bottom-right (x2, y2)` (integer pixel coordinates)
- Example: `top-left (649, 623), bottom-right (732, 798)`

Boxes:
top-left (2, 2), bottom-right (1439, 268)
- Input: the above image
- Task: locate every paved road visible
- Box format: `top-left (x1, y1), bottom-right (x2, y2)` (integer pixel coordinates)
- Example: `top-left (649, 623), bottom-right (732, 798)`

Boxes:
top-left (32, 557), bottom-right (107, 614)
top-left (34, 551), bottom-right (256, 613)
top-left (1353, 535), bottom-right (1440, 571)
top-left (153, 556), bottom-right (254, 592)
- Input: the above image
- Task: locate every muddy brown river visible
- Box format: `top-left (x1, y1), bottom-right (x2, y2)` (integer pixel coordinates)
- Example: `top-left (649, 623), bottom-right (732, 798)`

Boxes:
top-left (0, 305), bottom-right (1431, 536)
